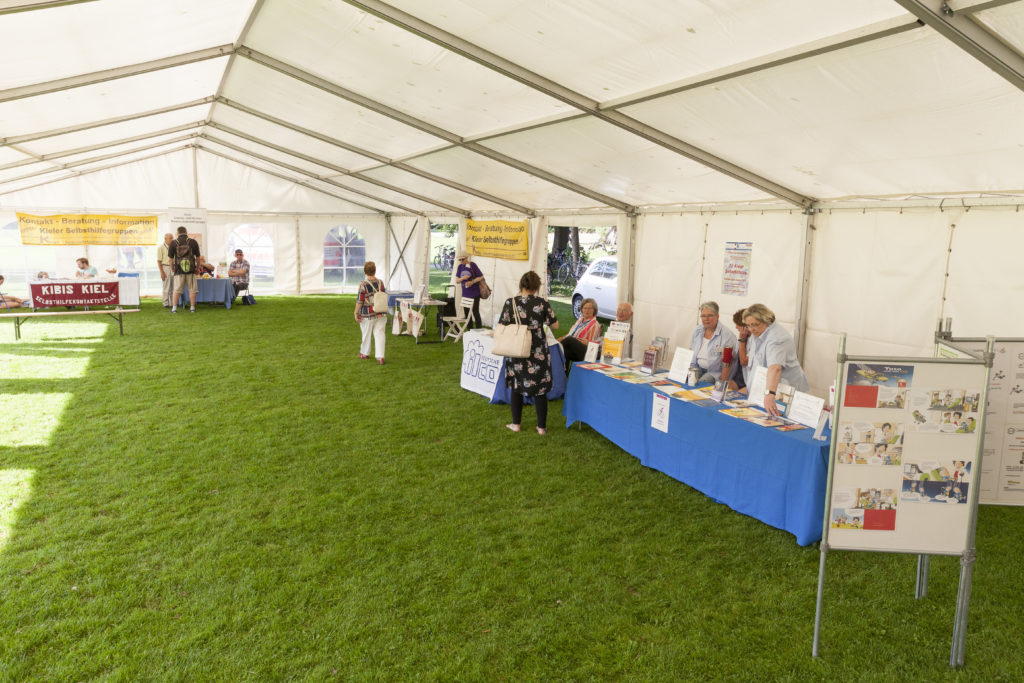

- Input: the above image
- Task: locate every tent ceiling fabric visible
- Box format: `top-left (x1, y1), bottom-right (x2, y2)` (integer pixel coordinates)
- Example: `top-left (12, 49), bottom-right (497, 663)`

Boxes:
top-left (3, 0), bottom-right (1024, 212)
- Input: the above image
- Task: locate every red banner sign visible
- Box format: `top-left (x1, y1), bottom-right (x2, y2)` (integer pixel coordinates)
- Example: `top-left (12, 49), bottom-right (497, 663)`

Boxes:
top-left (30, 281), bottom-right (119, 308)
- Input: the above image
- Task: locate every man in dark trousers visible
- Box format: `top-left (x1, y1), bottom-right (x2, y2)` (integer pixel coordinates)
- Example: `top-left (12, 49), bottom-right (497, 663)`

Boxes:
top-left (170, 226), bottom-right (201, 313)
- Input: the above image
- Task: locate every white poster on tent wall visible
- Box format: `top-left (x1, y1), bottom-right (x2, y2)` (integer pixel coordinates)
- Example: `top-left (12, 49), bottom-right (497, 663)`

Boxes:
top-left (722, 241), bottom-right (752, 295)
top-left (937, 337), bottom-right (1024, 506)
top-left (827, 358), bottom-right (987, 555)
top-left (168, 207), bottom-right (208, 247)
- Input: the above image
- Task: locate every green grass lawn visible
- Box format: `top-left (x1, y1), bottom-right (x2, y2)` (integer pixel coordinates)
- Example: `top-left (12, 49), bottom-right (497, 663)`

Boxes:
top-left (1, 297), bottom-right (1021, 680)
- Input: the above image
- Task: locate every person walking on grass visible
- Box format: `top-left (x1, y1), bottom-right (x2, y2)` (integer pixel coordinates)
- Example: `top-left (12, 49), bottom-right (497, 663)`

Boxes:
top-left (354, 261), bottom-right (386, 365)
top-left (169, 226), bottom-right (200, 314)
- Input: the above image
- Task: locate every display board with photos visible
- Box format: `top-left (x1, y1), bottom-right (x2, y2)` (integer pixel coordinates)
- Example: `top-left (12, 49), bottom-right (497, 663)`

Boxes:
top-left (828, 358), bottom-right (989, 554)
top-left (937, 335), bottom-right (1024, 506)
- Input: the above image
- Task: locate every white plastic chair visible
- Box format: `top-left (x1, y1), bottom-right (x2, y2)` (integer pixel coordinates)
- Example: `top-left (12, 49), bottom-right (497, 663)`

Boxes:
top-left (442, 297), bottom-right (473, 342)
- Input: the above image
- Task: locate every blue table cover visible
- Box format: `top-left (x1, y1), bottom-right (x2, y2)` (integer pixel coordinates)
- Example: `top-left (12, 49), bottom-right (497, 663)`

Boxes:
top-left (562, 367), bottom-right (829, 545)
top-left (178, 278), bottom-right (234, 309)
top-left (490, 343), bottom-right (567, 404)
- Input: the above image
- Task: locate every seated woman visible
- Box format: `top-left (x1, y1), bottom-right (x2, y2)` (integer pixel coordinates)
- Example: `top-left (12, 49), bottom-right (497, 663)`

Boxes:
top-left (558, 297), bottom-right (602, 365)
top-left (0, 274), bottom-right (28, 309)
top-left (742, 303), bottom-right (810, 416)
top-left (196, 256), bottom-right (216, 277)
top-left (688, 301), bottom-right (738, 384)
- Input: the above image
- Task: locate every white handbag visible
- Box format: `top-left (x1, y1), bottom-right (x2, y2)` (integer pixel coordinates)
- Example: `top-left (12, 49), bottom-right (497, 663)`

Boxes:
top-left (492, 297), bottom-right (532, 358)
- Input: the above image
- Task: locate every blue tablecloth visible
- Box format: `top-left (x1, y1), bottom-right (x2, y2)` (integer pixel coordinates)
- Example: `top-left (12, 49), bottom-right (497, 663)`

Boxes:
top-left (178, 278), bottom-right (234, 309)
top-left (562, 367), bottom-right (829, 545)
top-left (490, 343), bottom-right (568, 404)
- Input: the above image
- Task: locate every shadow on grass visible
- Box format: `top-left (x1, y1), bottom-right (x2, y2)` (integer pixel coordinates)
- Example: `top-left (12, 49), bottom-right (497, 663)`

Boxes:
top-left (0, 298), bottom-right (1021, 679)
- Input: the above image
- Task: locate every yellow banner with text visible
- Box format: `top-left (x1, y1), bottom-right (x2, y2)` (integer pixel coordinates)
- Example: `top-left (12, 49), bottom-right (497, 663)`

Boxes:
top-left (465, 219), bottom-right (529, 260)
top-left (18, 213), bottom-right (159, 246)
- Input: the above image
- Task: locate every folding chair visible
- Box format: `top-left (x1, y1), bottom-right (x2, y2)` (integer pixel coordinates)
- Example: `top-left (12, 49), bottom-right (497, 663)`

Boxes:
top-left (441, 297), bottom-right (473, 342)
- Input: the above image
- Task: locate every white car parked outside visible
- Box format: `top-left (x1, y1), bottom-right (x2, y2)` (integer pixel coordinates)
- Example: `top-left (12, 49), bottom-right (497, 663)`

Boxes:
top-left (570, 257), bottom-right (617, 319)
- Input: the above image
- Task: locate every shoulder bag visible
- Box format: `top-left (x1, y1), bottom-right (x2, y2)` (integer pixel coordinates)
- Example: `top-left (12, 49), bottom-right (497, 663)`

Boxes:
top-left (369, 280), bottom-right (389, 316)
top-left (492, 297), bottom-right (532, 358)
top-left (478, 278), bottom-right (491, 300)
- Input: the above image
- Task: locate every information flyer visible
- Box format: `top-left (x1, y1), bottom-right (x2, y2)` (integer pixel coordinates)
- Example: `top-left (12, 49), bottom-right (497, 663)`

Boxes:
top-left (722, 241), bottom-right (752, 295)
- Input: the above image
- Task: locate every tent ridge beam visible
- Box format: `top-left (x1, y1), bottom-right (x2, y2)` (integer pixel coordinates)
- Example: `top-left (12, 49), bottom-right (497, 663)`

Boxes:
top-left (892, 0), bottom-right (1024, 93)
top-left (206, 120), bottom-right (471, 216)
top-left (0, 45), bottom-right (233, 104)
top-left (0, 143), bottom-right (193, 198)
top-left (946, 0), bottom-right (1019, 13)
top-left (340, 0), bottom-right (806, 207)
top-left (197, 145), bottom-right (388, 215)
top-left (235, 46), bottom-right (633, 213)
top-left (214, 96), bottom-right (535, 215)
top-left (199, 134), bottom-right (423, 215)
top-left (0, 96), bottom-right (216, 147)
top-left (0, 133), bottom-right (198, 188)
top-left (608, 18), bottom-right (923, 109)
top-left (0, 121), bottom-right (206, 172)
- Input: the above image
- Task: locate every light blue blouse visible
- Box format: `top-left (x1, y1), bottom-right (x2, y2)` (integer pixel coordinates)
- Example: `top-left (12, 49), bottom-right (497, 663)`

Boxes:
top-left (746, 322), bottom-right (809, 392)
top-left (689, 322), bottom-right (738, 380)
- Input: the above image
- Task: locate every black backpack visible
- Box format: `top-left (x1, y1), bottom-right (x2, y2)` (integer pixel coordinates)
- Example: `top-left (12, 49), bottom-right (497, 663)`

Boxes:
top-left (174, 237), bottom-right (194, 274)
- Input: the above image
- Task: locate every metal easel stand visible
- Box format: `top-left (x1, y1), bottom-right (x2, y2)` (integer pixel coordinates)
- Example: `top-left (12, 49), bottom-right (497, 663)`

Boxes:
top-left (812, 335), bottom-right (993, 669)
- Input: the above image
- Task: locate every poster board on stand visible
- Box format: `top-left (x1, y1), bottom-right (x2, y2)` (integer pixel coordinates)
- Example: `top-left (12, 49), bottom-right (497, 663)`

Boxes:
top-left (812, 334), bottom-right (993, 668)
top-left (936, 323), bottom-right (1024, 506)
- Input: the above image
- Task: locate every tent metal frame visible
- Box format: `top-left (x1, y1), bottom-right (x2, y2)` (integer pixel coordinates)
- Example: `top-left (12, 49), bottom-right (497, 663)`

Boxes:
top-left (343, 0), bottom-right (812, 209)
top-left (206, 121), bottom-right (471, 216)
top-left (198, 135), bottom-right (421, 215)
top-left (214, 96), bottom-right (535, 215)
top-left (235, 46), bottom-right (635, 213)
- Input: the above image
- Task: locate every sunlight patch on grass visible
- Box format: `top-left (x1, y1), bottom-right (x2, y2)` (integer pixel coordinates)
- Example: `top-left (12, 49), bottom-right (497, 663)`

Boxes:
top-left (0, 352), bottom-right (92, 379)
top-left (0, 393), bottom-right (72, 446)
top-left (0, 469), bottom-right (34, 553)
top-left (13, 320), bottom-right (111, 342)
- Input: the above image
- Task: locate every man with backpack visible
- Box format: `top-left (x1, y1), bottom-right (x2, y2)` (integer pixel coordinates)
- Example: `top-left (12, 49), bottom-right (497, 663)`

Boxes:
top-left (170, 226), bottom-right (201, 313)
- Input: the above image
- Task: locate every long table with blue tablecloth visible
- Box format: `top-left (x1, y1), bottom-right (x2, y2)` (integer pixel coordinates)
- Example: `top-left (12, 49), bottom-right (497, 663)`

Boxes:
top-left (177, 278), bottom-right (234, 308)
top-left (562, 366), bottom-right (829, 545)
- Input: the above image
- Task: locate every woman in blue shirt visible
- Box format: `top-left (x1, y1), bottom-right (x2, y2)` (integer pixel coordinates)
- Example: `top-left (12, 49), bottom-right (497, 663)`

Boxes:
top-left (742, 303), bottom-right (810, 416)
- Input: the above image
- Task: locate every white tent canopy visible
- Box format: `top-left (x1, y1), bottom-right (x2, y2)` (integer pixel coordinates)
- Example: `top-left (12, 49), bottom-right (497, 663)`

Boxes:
top-left (3, 0), bottom-right (1024, 394)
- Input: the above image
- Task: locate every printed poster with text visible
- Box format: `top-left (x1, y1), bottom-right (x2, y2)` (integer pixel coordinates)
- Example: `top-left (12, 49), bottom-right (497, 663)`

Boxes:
top-left (722, 241), bottom-right (752, 295)
top-left (465, 219), bottom-right (529, 260)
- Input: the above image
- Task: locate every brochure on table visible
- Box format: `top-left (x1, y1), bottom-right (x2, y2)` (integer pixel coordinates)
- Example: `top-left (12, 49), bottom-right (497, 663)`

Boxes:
top-left (937, 333), bottom-right (1024, 506)
top-left (827, 358), bottom-right (988, 555)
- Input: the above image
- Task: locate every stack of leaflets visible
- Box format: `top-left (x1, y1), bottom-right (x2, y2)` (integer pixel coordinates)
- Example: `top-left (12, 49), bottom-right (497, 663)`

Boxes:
top-left (719, 406), bottom-right (809, 431)
top-left (577, 362), bottom-right (613, 372)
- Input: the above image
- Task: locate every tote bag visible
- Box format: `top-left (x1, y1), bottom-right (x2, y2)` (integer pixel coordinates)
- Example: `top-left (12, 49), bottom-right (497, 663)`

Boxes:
top-left (492, 297), bottom-right (532, 358)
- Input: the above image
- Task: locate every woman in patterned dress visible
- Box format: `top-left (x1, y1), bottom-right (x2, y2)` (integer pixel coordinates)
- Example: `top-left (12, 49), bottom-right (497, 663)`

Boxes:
top-left (499, 270), bottom-right (559, 434)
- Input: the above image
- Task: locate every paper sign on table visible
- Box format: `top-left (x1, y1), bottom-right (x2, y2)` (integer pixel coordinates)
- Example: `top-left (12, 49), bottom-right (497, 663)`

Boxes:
top-left (668, 347), bottom-right (694, 384)
top-left (787, 391), bottom-right (826, 427)
top-left (651, 393), bottom-right (670, 433)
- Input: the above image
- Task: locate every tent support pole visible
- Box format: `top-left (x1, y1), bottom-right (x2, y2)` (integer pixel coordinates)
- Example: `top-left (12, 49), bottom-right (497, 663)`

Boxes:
top-left (795, 207), bottom-right (816, 362)
top-left (295, 217), bottom-right (301, 295)
top-left (192, 146), bottom-right (200, 209)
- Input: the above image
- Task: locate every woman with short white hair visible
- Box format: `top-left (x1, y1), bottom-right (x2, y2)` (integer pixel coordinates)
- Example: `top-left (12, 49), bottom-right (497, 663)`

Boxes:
top-left (688, 301), bottom-right (738, 384)
top-left (742, 303), bottom-right (809, 415)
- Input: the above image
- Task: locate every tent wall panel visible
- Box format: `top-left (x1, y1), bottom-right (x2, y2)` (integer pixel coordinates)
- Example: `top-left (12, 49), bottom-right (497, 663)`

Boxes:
top-left (802, 209), bottom-right (949, 394)
top-left (294, 215), bottom-right (387, 295)
top-left (632, 214), bottom-right (707, 366)
top-left (944, 208), bottom-right (1024, 339)
top-left (385, 215), bottom-right (428, 294)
